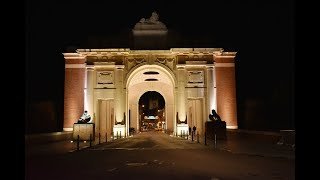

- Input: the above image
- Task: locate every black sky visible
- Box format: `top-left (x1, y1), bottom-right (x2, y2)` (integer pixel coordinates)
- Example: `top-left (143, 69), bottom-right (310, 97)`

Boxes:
top-left (26, 0), bottom-right (294, 131)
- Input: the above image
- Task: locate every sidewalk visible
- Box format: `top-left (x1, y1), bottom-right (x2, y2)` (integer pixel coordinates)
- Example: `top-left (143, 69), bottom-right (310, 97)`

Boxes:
top-left (176, 129), bottom-right (295, 159)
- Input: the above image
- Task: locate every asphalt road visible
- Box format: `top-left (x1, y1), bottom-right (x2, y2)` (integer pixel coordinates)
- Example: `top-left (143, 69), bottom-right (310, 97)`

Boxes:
top-left (26, 131), bottom-right (295, 180)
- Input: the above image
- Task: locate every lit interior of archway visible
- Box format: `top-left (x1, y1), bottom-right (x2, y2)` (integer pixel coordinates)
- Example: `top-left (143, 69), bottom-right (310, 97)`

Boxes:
top-left (127, 65), bottom-right (175, 132)
top-left (138, 91), bottom-right (165, 131)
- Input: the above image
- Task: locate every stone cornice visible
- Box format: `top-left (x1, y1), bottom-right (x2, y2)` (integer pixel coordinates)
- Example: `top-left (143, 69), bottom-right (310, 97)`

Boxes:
top-left (65, 64), bottom-right (86, 68)
top-left (73, 49), bottom-right (237, 61)
top-left (214, 63), bottom-right (235, 67)
top-left (132, 29), bottom-right (168, 35)
top-left (214, 52), bottom-right (237, 58)
top-left (63, 53), bottom-right (86, 59)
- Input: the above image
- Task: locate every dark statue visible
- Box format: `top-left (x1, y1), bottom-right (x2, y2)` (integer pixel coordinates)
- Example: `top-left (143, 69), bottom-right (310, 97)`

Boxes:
top-left (206, 109), bottom-right (227, 140)
top-left (78, 110), bottom-right (91, 123)
top-left (209, 109), bottom-right (221, 121)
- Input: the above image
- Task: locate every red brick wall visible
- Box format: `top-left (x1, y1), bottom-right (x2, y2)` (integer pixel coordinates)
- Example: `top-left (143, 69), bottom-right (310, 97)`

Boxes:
top-left (215, 61), bottom-right (238, 128)
top-left (64, 66), bottom-right (85, 129)
top-left (65, 59), bottom-right (85, 64)
top-left (214, 57), bottom-right (234, 63)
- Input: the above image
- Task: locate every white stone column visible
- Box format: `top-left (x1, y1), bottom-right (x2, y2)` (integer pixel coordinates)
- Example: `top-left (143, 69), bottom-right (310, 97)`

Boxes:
top-left (126, 89), bottom-right (130, 136)
top-left (173, 89), bottom-right (178, 134)
top-left (177, 66), bottom-right (186, 122)
top-left (86, 67), bottom-right (94, 121)
top-left (115, 67), bottom-right (125, 123)
top-left (166, 103), bottom-right (174, 133)
top-left (114, 66), bottom-right (126, 137)
top-left (212, 67), bottom-right (217, 111)
top-left (206, 65), bottom-right (214, 117)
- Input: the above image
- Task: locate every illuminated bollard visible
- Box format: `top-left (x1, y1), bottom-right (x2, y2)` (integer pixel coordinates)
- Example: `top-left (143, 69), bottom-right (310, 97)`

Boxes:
top-left (197, 132), bottom-right (199, 143)
top-left (192, 131), bottom-right (194, 141)
top-left (187, 131), bottom-right (188, 140)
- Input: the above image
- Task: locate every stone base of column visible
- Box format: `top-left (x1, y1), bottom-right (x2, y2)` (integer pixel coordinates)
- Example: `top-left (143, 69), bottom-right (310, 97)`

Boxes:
top-left (73, 123), bottom-right (95, 141)
top-left (113, 125), bottom-right (126, 138)
top-left (226, 125), bottom-right (238, 129)
top-left (63, 128), bottom-right (73, 132)
top-left (176, 123), bottom-right (189, 136)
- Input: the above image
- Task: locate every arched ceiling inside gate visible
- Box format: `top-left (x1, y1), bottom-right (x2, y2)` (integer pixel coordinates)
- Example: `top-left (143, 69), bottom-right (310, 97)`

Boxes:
top-left (128, 66), bottom-right (172, 87)
top-left (128, 65), bottom-right (174, 104)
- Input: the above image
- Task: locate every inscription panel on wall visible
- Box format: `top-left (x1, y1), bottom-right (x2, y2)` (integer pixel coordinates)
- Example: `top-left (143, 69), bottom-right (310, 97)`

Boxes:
top-left (96, 71), bottom-right (114, 88)
top-left (187, 71), bottom-right (204, 87)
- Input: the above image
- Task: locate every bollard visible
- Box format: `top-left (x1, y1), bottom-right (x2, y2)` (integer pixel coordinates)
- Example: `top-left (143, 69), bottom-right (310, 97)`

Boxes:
top-left (120, 131), bottom-right (122, 139)
top-left (181, 130), bottom-right (182, 138)
top-left (192, 131), bottom-right (194, 141)
top-left (197, 132), bottom-right (199, 143)
top-left (90, 134), bottom-right (92, 147)
top-left (99, 133), bottom-right (101, 144)
top-left (186, 131), bottom-right (188, 140)
top-left (117, 131), bottom-right (119, 139)
top-left (77, 135), bottom-right (80, 151)
top-left (204, 132), bottom-right (207, 146)
top-left (106, 132), bottom-right (108, 143)
top-left (214, 134), bottom-right (217, 148)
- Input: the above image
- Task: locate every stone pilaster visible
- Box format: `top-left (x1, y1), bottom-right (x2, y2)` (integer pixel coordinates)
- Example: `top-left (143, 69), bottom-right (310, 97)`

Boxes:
top-left (86, 67), bottom-right (94, 121)
top-left (63, 53), bottom-right (86, 131)
top-left (177, 65), bottom-right (186, 122)
top-left (214, 52), bottom-right (238, 129)
top-left (206, 65), bottom-right (214, 118)
top-left (115, 66), bottom-right (125, 124)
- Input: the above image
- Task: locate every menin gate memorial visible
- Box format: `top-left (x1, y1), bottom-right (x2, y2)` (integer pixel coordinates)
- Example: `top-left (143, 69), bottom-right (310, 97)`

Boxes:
top-left (63, 12), bottom-right (238, 138)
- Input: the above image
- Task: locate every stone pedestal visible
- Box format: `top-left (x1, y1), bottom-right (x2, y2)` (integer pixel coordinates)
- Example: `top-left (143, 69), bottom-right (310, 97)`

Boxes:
top-left (176, 123), bottom-right (189, 136)
top-left (205, 121), bottom-right (227, 140)
top-left (113, 125), bottom-right (126, 138)
top-left (73, 123), bottom-right (95, 141)
top-left (132, 12), bottom-right (168, 49)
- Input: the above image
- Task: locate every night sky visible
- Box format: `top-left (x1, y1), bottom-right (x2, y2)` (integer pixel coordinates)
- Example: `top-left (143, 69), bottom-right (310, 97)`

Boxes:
top-left (26, 0), bottom-right (294, 132)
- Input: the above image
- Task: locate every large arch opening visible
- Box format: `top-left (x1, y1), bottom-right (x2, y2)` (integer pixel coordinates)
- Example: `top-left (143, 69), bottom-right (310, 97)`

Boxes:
top-left (126, 64), bottom-right (176, 135)
top-left (138, 91), bottom-right (165, 132)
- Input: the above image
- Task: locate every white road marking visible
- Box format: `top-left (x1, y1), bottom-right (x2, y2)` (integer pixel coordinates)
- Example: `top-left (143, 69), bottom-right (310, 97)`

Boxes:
top-left (126, 162), bottom-right (148, 166)
top-left (107, 168), bottom-right (117, 172)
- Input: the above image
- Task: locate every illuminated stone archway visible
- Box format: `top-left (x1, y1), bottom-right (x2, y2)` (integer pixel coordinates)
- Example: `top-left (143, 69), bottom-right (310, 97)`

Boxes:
top-left (126, 63), bottom-right (176, 134)
top-left (62, 48), bottom-right (238, 138)
top-left (62, 12), bottom-right (238, 137)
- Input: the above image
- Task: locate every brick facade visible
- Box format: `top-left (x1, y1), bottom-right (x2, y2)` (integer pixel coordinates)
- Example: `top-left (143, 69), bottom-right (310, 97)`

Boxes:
top-left (215, 55), bottom-right (238, 128)
top-left (63, 55), bottom-right (86, 130)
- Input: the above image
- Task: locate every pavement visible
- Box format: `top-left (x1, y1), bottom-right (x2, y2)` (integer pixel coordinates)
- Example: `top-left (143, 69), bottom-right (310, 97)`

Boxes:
top-left (25, 129), bottom-right (295, 160)
top-left (182, 129), bottom-right (295, 159)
